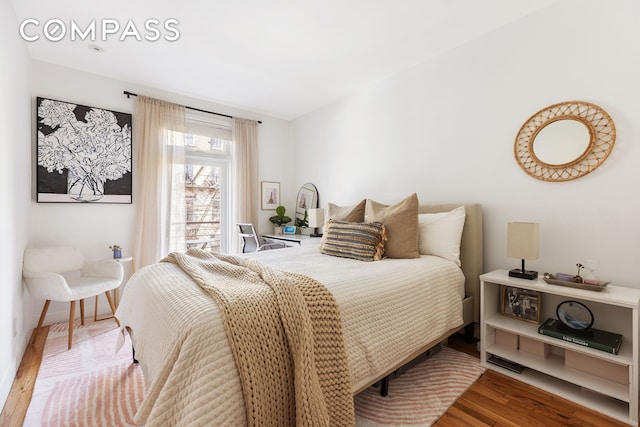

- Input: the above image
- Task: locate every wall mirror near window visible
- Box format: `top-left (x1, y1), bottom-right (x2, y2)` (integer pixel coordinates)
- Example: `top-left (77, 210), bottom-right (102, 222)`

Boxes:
top-left (514, 101), bottom-right (616, 182)
top-left (295, 183), bottom-right (318, 232)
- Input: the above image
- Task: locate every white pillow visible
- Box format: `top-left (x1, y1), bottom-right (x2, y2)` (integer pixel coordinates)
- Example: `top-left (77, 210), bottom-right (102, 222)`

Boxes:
top-left (418, 206), bottom-right (466, 266)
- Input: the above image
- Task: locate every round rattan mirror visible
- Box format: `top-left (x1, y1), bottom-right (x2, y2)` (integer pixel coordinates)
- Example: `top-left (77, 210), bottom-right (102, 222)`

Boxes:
top-left (514, 101), bottom-right (616, 182)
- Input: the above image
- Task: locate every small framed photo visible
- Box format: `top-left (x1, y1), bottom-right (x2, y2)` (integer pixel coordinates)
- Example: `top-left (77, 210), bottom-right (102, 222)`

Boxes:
top-left (261, 181), bottom-right (280, 210)
top-left (501, 286), bottom-right (541, 323)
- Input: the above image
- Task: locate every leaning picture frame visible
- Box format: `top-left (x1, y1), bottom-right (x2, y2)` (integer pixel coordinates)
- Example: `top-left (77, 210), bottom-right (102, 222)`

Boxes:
top-left (501, 286), bottom-right (541, 323)
top-left (296, 186), bottom-right (316, 214)
top-left (261, 181), bottom-right (280, 210)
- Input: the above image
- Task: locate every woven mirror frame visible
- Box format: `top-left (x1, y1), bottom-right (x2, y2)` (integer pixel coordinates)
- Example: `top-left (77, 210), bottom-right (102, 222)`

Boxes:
top-left (514, 101), bottom-right (616, 182)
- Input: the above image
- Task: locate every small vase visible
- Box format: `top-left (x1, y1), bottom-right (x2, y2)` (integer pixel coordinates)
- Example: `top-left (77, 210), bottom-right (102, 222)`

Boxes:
top-left (583, 261), bottom-right (600, 284)
top-left (113, 249), bottom-right (122, 259)
top-left (572, 275), bottom-right (583, 283)
top-left (274, 226), bottom-right (283, 236)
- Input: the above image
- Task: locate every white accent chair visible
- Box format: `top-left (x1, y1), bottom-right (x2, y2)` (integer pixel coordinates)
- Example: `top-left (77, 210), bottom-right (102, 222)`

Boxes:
top-left (23, 246), bottom-right (123, 350)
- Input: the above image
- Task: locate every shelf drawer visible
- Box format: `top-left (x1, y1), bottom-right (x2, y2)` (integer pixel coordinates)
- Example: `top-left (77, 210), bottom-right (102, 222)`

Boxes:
top-left (519, 335), bottom-right (550, 358)
top-left (565, 350), bottom-right (629, 385)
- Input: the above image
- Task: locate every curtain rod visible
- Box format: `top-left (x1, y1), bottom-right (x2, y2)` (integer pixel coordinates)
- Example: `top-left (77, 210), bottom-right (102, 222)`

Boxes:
top-left (123, 91), bottom-right (262, 124)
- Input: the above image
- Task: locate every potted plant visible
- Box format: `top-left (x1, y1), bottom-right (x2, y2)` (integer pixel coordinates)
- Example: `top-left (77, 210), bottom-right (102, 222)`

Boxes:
top-left (269, 205), bottom-right (291, 235)
top-left (109, 244), bottom-right (122, 259)
top-left (295, 210), bottom-right (312, 235)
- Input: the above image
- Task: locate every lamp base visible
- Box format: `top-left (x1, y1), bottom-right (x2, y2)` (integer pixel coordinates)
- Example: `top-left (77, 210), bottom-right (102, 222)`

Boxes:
top-left (509, 269), bottom-right (538, 280)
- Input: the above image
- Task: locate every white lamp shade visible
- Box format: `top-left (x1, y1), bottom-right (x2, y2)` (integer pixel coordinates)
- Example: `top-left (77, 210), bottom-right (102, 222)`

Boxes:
top-left (307, 208), bottom-right (325, 228)
top-left (507, 222), bottom-right (539, 260)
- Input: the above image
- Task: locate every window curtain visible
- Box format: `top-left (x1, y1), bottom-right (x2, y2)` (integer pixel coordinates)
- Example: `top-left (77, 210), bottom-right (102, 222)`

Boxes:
top-left (232, 118), bottom-right (259, 253)
top-left (133, 96), bottom-right (186, 269)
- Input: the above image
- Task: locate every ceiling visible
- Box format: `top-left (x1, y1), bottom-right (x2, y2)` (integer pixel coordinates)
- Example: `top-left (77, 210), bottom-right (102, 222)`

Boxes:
top-left (11, 0), bottom-right (558, 120)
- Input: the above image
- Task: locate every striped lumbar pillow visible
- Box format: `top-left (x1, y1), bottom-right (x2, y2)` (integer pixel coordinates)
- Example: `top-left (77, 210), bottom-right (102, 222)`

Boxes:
top-left (320, 220), bottom-right (387, 261)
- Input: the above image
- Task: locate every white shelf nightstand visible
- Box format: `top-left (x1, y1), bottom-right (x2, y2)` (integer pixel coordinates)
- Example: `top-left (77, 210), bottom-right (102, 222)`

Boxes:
top-left (480, 269), bottom-right (640, 426)
top-left (262, 234), bottom-right (320, 247)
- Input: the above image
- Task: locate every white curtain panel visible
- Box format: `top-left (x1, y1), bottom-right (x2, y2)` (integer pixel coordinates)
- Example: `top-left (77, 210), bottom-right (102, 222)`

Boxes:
top-left (232, 118), bottom-right (259, 253)
top-left (132, 96), bottom-right (186, 269)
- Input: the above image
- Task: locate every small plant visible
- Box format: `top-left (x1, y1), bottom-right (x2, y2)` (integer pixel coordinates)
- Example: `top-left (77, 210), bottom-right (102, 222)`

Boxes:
top-left (573, 263), bottom-right (584, 283)
top-left (109, 244), bottom-right (122, 251)
top-left (295, 210), bottom-right (309, 228)
top-left (269, 205), bottom-right (292, 226)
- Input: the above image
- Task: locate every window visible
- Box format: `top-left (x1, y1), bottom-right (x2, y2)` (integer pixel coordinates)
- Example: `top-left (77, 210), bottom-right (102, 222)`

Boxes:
top-left (182, 115), bottom-right (232, 254)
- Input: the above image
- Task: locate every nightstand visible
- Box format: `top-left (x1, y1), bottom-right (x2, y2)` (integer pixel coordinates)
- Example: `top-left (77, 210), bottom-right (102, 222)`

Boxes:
top-left (480, 269), bottom-right (640, 426)
top-left (262, 234), bottom-right (320, 247)
top-left (94, 256), bottom-right (133, 321)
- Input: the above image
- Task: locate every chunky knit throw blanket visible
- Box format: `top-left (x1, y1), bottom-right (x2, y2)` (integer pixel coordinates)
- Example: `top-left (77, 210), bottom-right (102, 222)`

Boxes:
top-left (162, 249), bottom-right (355, 427)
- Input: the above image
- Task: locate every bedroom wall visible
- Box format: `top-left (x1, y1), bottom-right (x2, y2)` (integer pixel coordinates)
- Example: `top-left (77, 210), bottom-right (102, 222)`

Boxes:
top-left (290, 0), bottom-right (640, 288)
top-left (27, 62), bottom-right (294, 325)
top-left (0, 0), bottom-right (32, 410)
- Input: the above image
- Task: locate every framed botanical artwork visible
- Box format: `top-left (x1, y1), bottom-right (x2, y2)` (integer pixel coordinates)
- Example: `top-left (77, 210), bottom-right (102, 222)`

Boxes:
top-left (501, 286), bottom-right (541, 323)
top-left (36, 97), bottom-right (132, 203)
top-left (261, 181), bottom-right (280, 210)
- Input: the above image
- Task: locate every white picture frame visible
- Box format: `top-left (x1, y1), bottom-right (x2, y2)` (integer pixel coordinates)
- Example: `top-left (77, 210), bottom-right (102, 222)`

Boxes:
top-left (261, 181), bottom-right (280, 210)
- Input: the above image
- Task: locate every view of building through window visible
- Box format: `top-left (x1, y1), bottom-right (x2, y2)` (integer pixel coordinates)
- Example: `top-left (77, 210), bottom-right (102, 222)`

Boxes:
top-left (184, 131), bottom-right (230, 254)
top-left (185, 162), bottom-right (221, 253)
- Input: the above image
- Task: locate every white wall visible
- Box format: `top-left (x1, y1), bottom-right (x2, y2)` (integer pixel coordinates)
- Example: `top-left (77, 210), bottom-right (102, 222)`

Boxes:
top-left (27, 62), bottom-right (293, 323)
top-left (0, 0), bottom-right (32, 409)
top-left (291, 0), bottom-right (640, 287)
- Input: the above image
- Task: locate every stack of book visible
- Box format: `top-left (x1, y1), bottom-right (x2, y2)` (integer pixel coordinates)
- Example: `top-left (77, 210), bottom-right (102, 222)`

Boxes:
top-left (538, 318), bottom-right (623, 355)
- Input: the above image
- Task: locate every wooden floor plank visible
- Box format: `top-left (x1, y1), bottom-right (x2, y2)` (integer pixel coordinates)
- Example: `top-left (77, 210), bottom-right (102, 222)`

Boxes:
top-left (0, 326), bottom-right (48, 427)
top-left (437, 403), bottom-right (495, 426)
top-left (437, 411), bottom-right (489, 426)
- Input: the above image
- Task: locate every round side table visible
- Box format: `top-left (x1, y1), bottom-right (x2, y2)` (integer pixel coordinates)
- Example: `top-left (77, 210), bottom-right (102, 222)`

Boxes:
top-left (94, 256), bottom-right (133, 321)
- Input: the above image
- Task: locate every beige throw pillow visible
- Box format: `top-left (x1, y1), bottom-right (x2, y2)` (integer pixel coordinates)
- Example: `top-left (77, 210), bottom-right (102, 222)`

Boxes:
top-left (326, 200), bottom-right (366, 222)
top-left (366, 193), bottom-right (419, 259)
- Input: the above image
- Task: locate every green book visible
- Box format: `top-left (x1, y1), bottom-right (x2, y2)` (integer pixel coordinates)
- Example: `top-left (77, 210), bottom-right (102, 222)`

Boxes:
top-left (538, 318), bottom-right (623, 355)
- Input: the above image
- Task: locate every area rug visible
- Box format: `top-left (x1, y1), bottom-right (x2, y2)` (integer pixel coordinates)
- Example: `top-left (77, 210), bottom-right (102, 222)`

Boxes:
top-left (24, 319), bottom-right (144, 427)
top-left (354, 346), bottom-right (485, 426)
top-left (25, 321), bottom-right (483, 426)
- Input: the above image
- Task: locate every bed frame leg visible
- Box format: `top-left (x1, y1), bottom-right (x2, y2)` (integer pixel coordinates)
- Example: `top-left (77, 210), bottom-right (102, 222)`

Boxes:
top-left (132, 345), bottom-right (139, 364)
top-left (464, 323), bottom-right (475, 344)
top-left (380, 376), bottom-right (389, 397)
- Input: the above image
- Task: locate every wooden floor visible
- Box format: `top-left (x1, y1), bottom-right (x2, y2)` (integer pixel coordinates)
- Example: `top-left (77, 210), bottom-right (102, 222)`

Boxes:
top-left (441, 333), bottom-right (630, 426)
top-left (0, 329), bottom-right (631, 426)
top-left (0, 326), bottom-right (48, 427)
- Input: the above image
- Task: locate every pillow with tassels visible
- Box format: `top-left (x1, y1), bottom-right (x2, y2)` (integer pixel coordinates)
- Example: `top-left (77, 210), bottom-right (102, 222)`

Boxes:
top-left (320, 220), bottom-right (387, 261)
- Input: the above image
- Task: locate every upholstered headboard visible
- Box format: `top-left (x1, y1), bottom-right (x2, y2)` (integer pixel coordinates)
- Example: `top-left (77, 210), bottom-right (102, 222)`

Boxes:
top-left (419, 203), bottom-right (483, 325)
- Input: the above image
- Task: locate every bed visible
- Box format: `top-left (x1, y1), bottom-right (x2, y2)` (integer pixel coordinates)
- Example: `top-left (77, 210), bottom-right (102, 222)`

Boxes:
top-left (115, 202), bottom-right (483, 426)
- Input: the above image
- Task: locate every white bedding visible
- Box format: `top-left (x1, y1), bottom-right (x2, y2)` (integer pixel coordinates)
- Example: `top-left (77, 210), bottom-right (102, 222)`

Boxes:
top-left (115, 245), bottom-right (465, 426)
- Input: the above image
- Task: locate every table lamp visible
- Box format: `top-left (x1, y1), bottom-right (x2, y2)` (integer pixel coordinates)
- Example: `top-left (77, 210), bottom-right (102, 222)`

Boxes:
top-left (507, 222), bottom-right (539, 280)
top-left (307, 208), bottom-right (325, 237)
